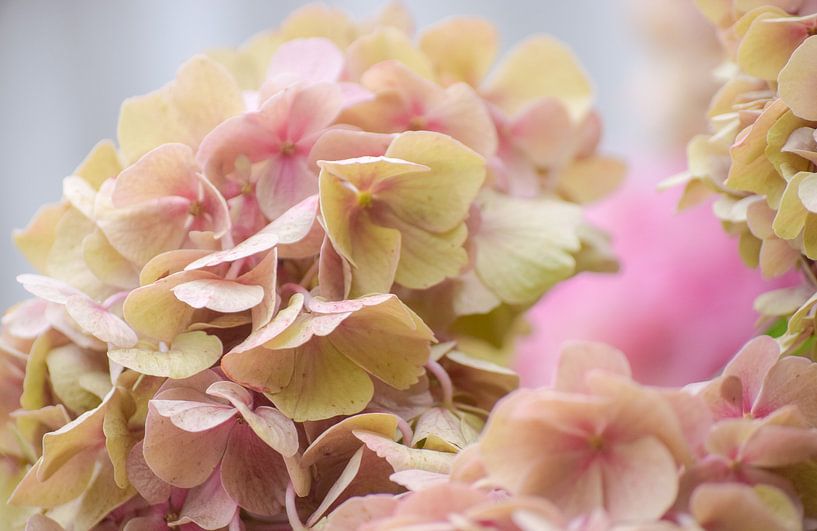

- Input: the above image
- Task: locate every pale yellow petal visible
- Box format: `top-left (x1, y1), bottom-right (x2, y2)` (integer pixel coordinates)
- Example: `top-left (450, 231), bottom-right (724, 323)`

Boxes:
top-left (483, 36), bottom-right (593, 120)
top-left (117, 55), bottom-right (244, 164)
top-left (419, 17), bottom-right (497, 86)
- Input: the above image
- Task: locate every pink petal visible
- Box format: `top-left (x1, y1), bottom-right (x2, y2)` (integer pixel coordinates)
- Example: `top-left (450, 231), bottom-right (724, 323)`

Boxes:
top-left (126, 441), bottom-right (172, 505)
top-left (143, 392), bottom-right (232, 487)
top-left (601, 437), bottom-right (679, 520)
top-left (220, 423), bottom-right (289, 516)
top-left (173, 468), bottom-right (238, 530)
top-left (723, 336), bottom-right (781, 411)
top-left (256, 153), bottom-right (319, 221)
top-left (753, 356), bottom-right (817, 424)
top-left (2, 298), bottom-right (50, 338)
top-left (266, 37), bottom-right (344, 87)
top-left (65, 295), bottom-right (138, 347)
top-left (185, 195), bottom-right (318, 270)
top-left (17, 274), bottom-right (82, 304)
top-left (112, 144), bottom-right (199, 207)
top-left (150, 398), bottom-right (237, 433)
top-left (741, 423), bottom-right (817, 467)
top-left (197, 174), bottom-right (232, 239)
top-left (205, 380), bottom-right (253, 408)
top-left (554, 341), bottom-right (631, 393)
top-left (509, 97), bottom-right (573, 167)
top-left (323, 495), bottom-right (399, 531)
top-left (308, 129), bottom-right (393, 167)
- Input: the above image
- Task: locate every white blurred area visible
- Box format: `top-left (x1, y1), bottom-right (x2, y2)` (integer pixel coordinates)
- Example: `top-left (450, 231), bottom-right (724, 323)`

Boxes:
top-left (0, 0), bottom-right (701, 309)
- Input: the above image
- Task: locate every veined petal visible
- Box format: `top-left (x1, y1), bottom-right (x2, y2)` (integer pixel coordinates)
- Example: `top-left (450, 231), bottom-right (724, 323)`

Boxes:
top-left (268, 340), bottom-right (374, 421)
top-left (111, 143), bottom-right (199, 207)
top-left (473, 191), bottom-right (582, 305)
top-left (108, 331), bottom-right (223, 379)
top-left (65, 295), bottom-right (138, 348)
top-left (172, 468), bottom-right (238, 529)
top-left (143, 396), bottom-right (232, 488)
top-left (382, 131), bottom-right (486, 233)
top-left (220, 423), bottom-right (288, 516)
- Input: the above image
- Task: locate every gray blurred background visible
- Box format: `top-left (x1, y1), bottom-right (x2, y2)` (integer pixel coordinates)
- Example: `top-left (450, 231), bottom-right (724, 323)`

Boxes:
top-left (0, 0), bottom-right (664, 308)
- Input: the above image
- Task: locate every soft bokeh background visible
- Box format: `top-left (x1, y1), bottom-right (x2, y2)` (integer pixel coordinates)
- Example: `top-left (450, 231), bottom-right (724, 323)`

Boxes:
top-left (0, 0), bottom-right (786, 385)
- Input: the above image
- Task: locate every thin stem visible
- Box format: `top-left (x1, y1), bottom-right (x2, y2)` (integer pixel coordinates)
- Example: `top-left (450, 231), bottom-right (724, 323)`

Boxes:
top-left (286, 483), bottom-right (307, 531)
top-left (221, 228), bottom-right (235, 251)
top-left (299, 260), bottom-right (319, 288)
top-left (102, 291), bottom-right (129, 310)
top-left (368, 406), bottom-right (414, 444)
top-left (801, 257), bottom-right (817, 288)
top-left (225, 258), bottom-right (245, 280)
top-left (425, 360), bottom-right (454, 408)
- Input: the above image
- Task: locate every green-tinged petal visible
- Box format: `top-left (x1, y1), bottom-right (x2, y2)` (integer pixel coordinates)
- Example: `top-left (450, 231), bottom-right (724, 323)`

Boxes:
top-left (103, 390), bottom-right (137, 489)
top-left (21, 334), bottom-right (51, 411)
top-left (738, 9), bottom-right (807, 81)
top-left (46, 345), bottom-right (107, 414)
top-left (383, 210), bottom-right (468, 290)
top-left (382, 131), bottom-right (486, 233)
top-left (725, 99), bottom-right (789, 206)
top-left (780, 35), bottom-right (817, 121)
top-left (326, 295), bottom-right (432, 389)
top-left (108, 331), bottom-right (222, 379)
top-left (346, 211), bottom-right (402, 297)
top-left (473, 190), bottom-right (582, 305)
top-left (268, 340), bottom-right (374, 422)
top-left (774, 171), bottom-right (810, 239)
top-left (123, 271), bottom-right (212, 343)
top-left (411, 407), bottom-right (479, 452)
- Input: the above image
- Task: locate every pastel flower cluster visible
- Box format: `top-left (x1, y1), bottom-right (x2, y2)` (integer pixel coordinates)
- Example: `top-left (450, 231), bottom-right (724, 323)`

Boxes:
top-left (325, 337), bottom-right (817, 530)
top-left (670, 0), bottom-right (817, 353)
top-left (0, 3), bottom-right (623, 529)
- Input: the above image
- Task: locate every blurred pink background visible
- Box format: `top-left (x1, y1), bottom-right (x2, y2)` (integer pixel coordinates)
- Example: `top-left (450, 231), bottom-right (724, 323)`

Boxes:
top-left (515, 157), bottom-right (793, 387)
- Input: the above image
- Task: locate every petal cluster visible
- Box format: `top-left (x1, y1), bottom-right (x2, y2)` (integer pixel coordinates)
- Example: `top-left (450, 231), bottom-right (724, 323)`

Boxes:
top-left (669, 0), bottom-right (817, 355)
top-left (324, 338), bottom-right (817, 530)
top-left (0, 2), bottom-right (621, 529)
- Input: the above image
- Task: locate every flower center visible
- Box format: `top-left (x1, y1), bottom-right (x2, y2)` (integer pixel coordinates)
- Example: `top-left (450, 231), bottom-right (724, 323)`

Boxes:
top-left (357, 190), bottom-right (374, 208)
top-left (188, 201), bottom-right (203, 217)
top-left (408, 115), bottom-right (427, 130)
top-left (281, 141), bottom-right (296, 156)
top-left (587, 434), bottom-right (604, 451)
